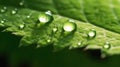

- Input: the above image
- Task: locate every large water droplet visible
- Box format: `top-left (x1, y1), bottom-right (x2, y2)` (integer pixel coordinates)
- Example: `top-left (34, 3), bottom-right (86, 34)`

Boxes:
top-left (87, 29), bottom-right (96, 39)
top-left (11, 8), bottom-right (17, 14)
top-left (63, 20), bottom-right (76, 32)
top-left (103, 42), bottom-right (111, 49)
top-left (38, 10), bottom-right (53, 23)
top-left (19, 24), bottom-right (25, 29)
top-left (0, 7), bottom-right (7, 13)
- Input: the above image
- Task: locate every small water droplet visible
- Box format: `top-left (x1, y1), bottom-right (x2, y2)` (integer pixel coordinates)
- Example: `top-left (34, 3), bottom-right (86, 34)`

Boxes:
top-left (38, 10), bottom-right (53, 23)
top-left (87, 29), bottom-right (96, 39)
top-left (19, 24), bottom-right (25, 29)
top-left (1, 7), bottom-right (7, 13)
top-left (52, 27), bottom-right (58, 32)
top-left (19, 0), bottom-right (25, 6)
top-left (103, 42), bottom-right (111, 49)
top-left (63, 20), bottom-right (76, 32)
top-left (11, 8), bottom-right (17, 14)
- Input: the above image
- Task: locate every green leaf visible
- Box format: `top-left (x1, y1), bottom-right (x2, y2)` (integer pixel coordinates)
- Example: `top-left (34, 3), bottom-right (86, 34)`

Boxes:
top-left (0, 0), bottom-right (120, 56)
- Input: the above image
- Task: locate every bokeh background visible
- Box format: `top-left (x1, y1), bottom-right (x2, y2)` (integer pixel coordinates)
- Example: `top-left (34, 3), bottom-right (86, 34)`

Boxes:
top-left (0, 28), bottom-right (120, 67)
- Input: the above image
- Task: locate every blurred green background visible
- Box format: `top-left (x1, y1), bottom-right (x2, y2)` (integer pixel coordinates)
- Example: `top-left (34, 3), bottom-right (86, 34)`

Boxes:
top-left (1, 28), bottom-right (120, 67)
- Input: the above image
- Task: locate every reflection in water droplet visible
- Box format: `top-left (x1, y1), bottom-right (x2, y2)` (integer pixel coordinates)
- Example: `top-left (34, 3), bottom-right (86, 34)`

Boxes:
top-left (103, 42), bottom-right (111, 49)
top-left (88, 29), bottom-right (96, 39)
top-left (38, 10), bottom-right (53, 23)
top-left (19, 24), bottom-right (25, 29)
top-left (63, 20), bottom-right (76, 32)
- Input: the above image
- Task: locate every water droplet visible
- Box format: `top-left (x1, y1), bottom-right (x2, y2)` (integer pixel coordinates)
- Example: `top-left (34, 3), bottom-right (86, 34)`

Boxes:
top-left (38, 10), bottom-right (53, 23)
top-left (19, 24), bottom-right (25, 29)
top-left (11, 8), bottom-right (17, 14)
top-left (19, 0), bottom-right (25, 6)
top-left (52, 27), bottom-right (58, 32)
top-left (0, 7), bottom-right (7, 13)
top-left (63, 20), bottom-right (76, 32)
top-left (87, 29), bottom-right (96, 39)
top-left (103, 42), bottom-right (111, 49)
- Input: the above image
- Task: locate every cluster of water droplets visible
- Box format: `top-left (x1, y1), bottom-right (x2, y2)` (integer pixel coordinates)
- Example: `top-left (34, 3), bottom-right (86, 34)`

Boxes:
top-left (0, 6), bottom-right (112, 50)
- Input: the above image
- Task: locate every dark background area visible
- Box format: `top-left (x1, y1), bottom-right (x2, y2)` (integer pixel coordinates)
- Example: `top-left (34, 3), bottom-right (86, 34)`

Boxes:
top-left (0, 28), bottom-right (120, 67)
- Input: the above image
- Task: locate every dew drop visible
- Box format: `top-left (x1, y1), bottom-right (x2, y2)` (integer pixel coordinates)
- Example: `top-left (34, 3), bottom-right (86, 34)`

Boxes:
top-left (87, 29), bottom-right (96, 39)
top-left (38, 10), bottom-right (53, 23)
top-left (103, 42), bottom-right (111, 49)
top-left (63, 20), bottom-right (76, 32)
top-left (19, 24), bottom-right (25, 29)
